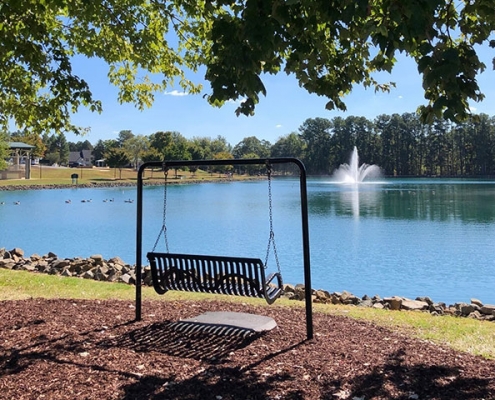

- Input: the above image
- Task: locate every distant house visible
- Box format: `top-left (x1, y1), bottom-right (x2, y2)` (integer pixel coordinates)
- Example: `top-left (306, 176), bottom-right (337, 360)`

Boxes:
top-left (68, 150), bottom-right (93, 167)
top-left (1, 142), bottom-right (35, 180)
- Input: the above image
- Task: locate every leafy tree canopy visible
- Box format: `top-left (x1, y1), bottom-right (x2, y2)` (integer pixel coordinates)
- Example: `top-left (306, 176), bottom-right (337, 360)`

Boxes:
top-left (10, 130), bottom-right (46, 157)
top-left (0, 131), bottom-right (9, 170)
top-left (105, 147), bottom-right (131, 178)
top-left (1, 0), bottom-right (494, 136)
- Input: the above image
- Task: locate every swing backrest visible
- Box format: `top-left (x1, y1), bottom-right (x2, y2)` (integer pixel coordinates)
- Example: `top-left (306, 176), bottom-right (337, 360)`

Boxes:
top-left (147, 252), bottom-right (283, 304)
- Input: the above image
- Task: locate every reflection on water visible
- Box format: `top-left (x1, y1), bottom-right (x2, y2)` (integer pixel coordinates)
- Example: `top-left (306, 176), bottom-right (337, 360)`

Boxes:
top-left (336, 185), bottom-right (382, 218)
top-left (308, 179), bottom-right (495, 223)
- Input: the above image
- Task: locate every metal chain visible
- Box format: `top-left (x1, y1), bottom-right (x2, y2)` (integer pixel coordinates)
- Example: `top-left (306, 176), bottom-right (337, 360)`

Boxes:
top-left (264, 163), bottom-right (281, 273)
top-left (152, 168), bottom-right (169, 252)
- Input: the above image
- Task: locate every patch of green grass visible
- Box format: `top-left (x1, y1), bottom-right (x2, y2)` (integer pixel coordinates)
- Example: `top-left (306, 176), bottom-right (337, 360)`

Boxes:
top-left (2, 268), bottom-right (494, 359)
top-left (0, 269), bottom-right (137, 300)
top-left (0, 269), bottom-right (258, 303)
top-left (0, 166), bottom-right (257, 187)
top-left (0, 166), bottom-right (139, 186)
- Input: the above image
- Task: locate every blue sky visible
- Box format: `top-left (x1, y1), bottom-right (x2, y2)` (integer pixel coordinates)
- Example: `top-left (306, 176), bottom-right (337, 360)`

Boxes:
top-left (67, 46), bottom-right (495, 147)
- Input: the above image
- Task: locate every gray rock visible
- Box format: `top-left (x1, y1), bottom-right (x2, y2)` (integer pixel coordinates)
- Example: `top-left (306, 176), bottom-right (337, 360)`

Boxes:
top-left (81, 262), bottom-right (94, 272)
top-left (416, 296), bottom-right (433, 306)
top-left (52, 259), bottom-right (71, 269)
top-left (468, 310), bottom-right (483, 319)
top-left (401, 299), bottom-right (429, 311)
top-left (340, 290), bottom-right (360, 305)
top-left (36, 263), bottom-right (50, 273)
top-left (359, 299), bottom-right (373, 308)
top-left (471, 298), bottom-right (484, 307)
top-left (330, 293), bottom-right (341, 305)
top-left (480, 305), bottom-right (495, 315)
top-left (384, 297), bottom-right (402, 311)
top-left (315, 290), bottom-right (331, 303)
top-left (94, 269), bottom-right (109, 281)
top-left (293, 284), bottom-right (306, 300)
top-left (10, 248), bottom-right (24, 257)
top-left (82, 270), bottom-right (94, 279)
top-left (430, 303), bottom-right (445, 315)
top-left (459, 303), bottom-right (476, 316)
top-left (0, 259), bottom-right (16, 269)
top-left (90, 254), bottom-right (104, 267)
top-left (283, 291), bottom-right (297, 300)
top-left (108, 256), bottom-right (125, 266)
top-left (21, 262), bottom-right (36, 271)
top-left (98, 265), bottom-right (110, 275)
top-left (143, 274), bottom-right (153, 286)
top-left (61, 269), bottom-right (72, 277)
top-left (119, 273), bottom-right (133, 284)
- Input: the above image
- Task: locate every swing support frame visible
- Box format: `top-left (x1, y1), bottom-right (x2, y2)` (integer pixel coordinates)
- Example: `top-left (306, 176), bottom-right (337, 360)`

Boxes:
top-left (135, 157), bottom-right (313, 340)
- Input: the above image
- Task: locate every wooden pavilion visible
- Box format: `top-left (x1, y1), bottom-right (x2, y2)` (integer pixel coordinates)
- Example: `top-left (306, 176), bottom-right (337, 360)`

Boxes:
top-left (0, 142), bottom-right (35, 180)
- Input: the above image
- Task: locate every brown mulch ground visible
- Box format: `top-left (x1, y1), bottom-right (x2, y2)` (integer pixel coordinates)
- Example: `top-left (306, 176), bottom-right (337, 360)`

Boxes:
top-left (1, 299), bottom-right (494, 400)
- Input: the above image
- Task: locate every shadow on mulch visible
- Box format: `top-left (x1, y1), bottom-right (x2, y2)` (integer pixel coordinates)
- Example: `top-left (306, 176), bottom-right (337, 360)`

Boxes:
top-left (101, 322), bottom-right (494, 400)
top-left (99, 320), bottom-right (265, 361)
top-left (1, 318), bottom-right (135, 376)
top-left (342, 359), bottom-right (492, 400)
top-left (113, 325), bottom-right (309, 400)
top-left (117, 347), bottom-right (493, 400)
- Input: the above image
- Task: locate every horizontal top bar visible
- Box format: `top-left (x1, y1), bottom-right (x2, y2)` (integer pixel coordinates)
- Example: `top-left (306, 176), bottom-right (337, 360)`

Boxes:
top-left (138, 157), bottom-right (306, 174)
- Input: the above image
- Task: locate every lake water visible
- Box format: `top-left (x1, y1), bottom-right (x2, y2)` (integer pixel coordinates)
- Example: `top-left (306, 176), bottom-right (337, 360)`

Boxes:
top-left (1, 178), bottom-right (494, 305)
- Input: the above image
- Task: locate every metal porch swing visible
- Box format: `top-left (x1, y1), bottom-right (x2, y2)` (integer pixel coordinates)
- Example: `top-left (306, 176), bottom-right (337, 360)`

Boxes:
top-left (135, 158), bottom-right (313, 340)
top-left (147, 163), bottom-right (283, 304)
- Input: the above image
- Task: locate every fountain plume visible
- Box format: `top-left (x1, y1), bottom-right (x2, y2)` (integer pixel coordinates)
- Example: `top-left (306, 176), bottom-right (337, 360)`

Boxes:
top-left (333, 146), bottom-right (381, 183)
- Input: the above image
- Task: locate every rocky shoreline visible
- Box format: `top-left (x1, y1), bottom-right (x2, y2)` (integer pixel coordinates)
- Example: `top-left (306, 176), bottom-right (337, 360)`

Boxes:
top-left (2, 247), bottom-right (494, 322)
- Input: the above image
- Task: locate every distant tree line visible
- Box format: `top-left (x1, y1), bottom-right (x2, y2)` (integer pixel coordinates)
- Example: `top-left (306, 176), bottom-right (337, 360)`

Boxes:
top-left (5, 112), bottom-right (495, 177)
top-left (288, 113), bottom-right (495, 177)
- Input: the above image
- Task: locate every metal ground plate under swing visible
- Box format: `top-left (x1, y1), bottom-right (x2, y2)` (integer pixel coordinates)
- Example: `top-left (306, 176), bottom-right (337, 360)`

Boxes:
top-left (182, 311), bottom-right (277, 332)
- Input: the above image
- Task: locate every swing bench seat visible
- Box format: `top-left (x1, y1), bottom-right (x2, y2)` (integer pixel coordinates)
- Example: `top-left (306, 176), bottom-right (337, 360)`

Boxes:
top-left (147, 252), bottom-right (283, 304)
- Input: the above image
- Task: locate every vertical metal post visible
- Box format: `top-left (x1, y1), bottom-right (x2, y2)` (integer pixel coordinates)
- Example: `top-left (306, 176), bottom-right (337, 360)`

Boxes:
top-left (298, 165), bottom-right (313, 340)
top-left (135, 164), bottom-right (146, 321)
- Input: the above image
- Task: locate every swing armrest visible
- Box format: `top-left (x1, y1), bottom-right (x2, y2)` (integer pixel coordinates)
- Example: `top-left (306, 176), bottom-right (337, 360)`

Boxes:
top-left (264, 272), bottom-right (283, 304)
top-left (266, 272), bottom-right (283, 289)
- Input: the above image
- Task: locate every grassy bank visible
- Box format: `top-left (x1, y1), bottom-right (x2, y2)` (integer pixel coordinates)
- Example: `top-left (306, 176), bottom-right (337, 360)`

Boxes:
top-left (0, 165), bottom-right (256, 188)
top-left (1, 268), bottom-right (494, 359)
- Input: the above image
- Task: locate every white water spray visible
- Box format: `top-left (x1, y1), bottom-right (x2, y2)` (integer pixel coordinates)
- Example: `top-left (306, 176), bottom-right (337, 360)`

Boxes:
top-left (332, 146), bottom-right (382, 183)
